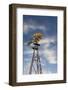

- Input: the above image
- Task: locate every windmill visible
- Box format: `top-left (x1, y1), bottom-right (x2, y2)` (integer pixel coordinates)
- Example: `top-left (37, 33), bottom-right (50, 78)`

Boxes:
top-left (28, 32), bottom-right (43, 74)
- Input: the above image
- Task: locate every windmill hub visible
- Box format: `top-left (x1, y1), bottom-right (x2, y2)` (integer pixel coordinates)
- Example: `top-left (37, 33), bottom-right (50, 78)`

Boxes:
top-left (33, 32), bottom-right (43, 44)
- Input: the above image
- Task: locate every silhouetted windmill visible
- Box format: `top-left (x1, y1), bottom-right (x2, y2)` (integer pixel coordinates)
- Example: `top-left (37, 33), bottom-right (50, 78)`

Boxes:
top-left (28, 32), bottom-right (43, 74)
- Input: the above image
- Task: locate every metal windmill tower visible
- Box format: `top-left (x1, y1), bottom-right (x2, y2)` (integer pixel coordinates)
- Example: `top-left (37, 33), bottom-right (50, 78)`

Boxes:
top-left (28, 32), bottom-right (43, 74)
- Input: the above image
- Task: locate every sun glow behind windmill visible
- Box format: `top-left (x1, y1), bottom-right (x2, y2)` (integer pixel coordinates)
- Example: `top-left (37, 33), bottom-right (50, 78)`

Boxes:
top-left (28, 32), bottom-right (43, 74)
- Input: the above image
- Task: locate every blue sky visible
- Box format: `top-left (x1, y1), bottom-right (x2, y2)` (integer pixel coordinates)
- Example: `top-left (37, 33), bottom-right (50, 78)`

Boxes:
top-left (23, 15), bottom-right (57, 74)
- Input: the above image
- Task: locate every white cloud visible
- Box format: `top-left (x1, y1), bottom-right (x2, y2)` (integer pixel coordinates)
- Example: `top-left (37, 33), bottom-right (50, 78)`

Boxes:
top-left (43, 48), bottom-right (57, 64)
top-left (23, 23), bottom-right (29, 34)
top-left (42, 67), bottom-right (54, 74)
top-left (24, 42), bottom-right (28, 46)
top-left (24, 62), bottom-right (30, 74)
top-left (24, 59), bottom-right (30, 62)
top-left (42, 69), bottom-right (48, 74)
top-left (23, 22), bottom-right (46, 34)
top-left (40, 37), bottom-right (57, 64)
top-left (24, 50), bottom-right (33, 54)
top-left (39, 37), bottom-right (56, 44)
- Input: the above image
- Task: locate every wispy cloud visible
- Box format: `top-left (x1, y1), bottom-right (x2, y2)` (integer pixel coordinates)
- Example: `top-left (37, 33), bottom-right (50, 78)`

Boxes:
top-left (23, 61), bottom-right (30, 74)
top-left (40, 37), bottom-right (57, 64)
top-left (39, 37), bottom-right (56, 44)
top-left (42, 49), bottom-right (57, 64)
top-left (24, 50), bottom-right (33, 55)
top-left (42, 68), bottom-right (53, 74)
top-left (23, 20), bottom-right (46, 34)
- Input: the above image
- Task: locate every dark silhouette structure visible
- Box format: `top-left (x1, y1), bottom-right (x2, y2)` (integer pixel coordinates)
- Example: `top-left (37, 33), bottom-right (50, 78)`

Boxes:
top-left (28, 33), bottom-right (43, 74)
